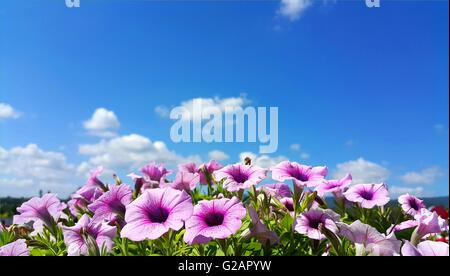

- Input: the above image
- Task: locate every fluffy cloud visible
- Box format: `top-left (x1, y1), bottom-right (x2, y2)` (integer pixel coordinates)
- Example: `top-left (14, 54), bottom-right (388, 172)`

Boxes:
top-left (83, 108), bottom-right (120, 138)
top-left (0, 144), bottom-right (78, 197)
top-left (154, 105), bottom-right (170, 118)
top-left (333, 158), bottom-right (390, 184)
top-left (155, 95), bottom-right (249, 122)
top-left (289, 143), bottom-right (310, 160)
top-left (0, 103), bottom-right (21, 119)
top-left (400, 167), bottom-right (444, 185)
top-left (208, 150), bottom-right (230, 161)
top-left (77, 133), bottom-right (202, 175)
top-left (277, 0), bottom-right (312, 21)
top-left (290, 143), bottom-right (301, 151)
top-left (300, 152), bottom-right (310, 160)
top-left (239, 151), bottom-right (288, 169)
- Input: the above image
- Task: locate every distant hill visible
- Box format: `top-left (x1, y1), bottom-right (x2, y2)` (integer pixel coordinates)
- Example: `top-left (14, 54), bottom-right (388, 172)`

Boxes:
top-left (325, 196), bottom-right (449, 209)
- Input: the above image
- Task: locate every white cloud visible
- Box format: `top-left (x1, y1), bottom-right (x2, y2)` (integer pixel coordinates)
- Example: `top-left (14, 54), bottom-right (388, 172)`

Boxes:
top-left (154, 105), bottom-right (170, 118)
top-left (290, 143), bottom-right (310, 160)
top-left (300, 152), bottom-right (310, 160)
top-left (278, 0), bottom-right (312, 21)
top-left (400, 167), bottom-right (444, 185)
top-left (0, 103), bottom-right (21, 119)
top-left (156, 95), bottom-right (250, 122)
top-left (239, 151), bottom-right (288, 169)
top-left (208, 150), bottom-right (230, 161)
top-left (434, 123), bottom-right (447, 134)
top-left (290, 143), bottom-right (300, 151)
top-left (78, 133), bottom-right (202, 175)
top-left (389, 186), bottom-right (430, 198)
top-left (333, 158), bottom-right (390, 184)
top-left (0, 144), bottom-right (78, 197)
top-left (83, 108), bottom-right (120, 137)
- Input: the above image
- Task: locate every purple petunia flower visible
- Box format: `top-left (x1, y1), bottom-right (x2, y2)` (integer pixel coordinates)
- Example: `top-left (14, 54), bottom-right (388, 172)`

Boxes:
top-left (0, 239), bottom-right (29, 256)
top-left (389, 220), bottom-right (418, 233)
top-left (294, 208), bottom-right (340, 240)
top-left (414, 208), bottom-right (447, 238)
top-left (62, 214), bottom-right (117, 256)
top-left (242, 207), bottom-right (279, 246)
top-left (184, 197), bottom-right (246, 245)
top-left (258, 183), bottom-right (292, 199)
top-left (178, 162), bottom-right (199, 174)
top-left (199, 160), bottom-right (223, 185)
top-left (279, 197), bottom-right (295, 216)
top-left (343, 183), bottom-right (390, 209)
top-left (338, 220), bottom-right (401, 256)
top-left (398, 194), bottom-right (426, 216)
top-left (68, 185), bottom-right (104, 217)
top-left (86, 166), bottom-right (106, 189)
top-left (315, 174), bottom-right (352, 197)
top-left (13, 193), bottom-right (66, 233)
top-left (271, 161), bottom-right (328, 188)
top-left (88, 184), bottom-right (133, 225)
top-left (401, 240), bottom-right (449, 256)
top-left (214, 164), bottom-right (267, 192)
top-left (140, 162), bottom-right (172, 189)
top-left (127, 172), bottom-right (147, 196)
top-left (120, 188), bottom-right (193, 241)
top-left (164, 172), bottom-right (200, 192)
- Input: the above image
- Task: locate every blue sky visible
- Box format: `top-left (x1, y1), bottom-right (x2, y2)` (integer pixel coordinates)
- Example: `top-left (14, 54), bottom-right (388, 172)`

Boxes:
top-left (0, 0), bottom-right (448, 198)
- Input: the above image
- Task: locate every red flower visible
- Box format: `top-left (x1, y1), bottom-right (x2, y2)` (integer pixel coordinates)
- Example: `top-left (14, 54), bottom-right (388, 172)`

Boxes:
top-left (436, 237), bottom-right (449, 243)
top-left (431, 205), bottom-right (449, 220)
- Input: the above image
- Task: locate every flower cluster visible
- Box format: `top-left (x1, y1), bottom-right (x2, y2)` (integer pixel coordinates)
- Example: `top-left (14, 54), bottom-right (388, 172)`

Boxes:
top-left (0, 160), bottom-right (448, 256)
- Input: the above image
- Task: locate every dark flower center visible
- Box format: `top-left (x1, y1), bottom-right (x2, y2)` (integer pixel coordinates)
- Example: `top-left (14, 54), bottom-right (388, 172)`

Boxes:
top-left (231, 171), bottom-right (249, 184)
top-left (288, 167), bottom-right (309, 182)
top-left (108, 200), bottom-right (126, 214)
top-left (408, 199), bottom-right (419, 211)
top-left (284, 201), bottom-right (294, 212)
top-left (37, 208), bottom-right (55, 228)
top-left (147, 207), bottom-right (169, 223)
top-left (204, 212), bottom-right (224, 227)
top-left (308, 218), bottom-right (323, 229)
top-left (359, 190), bottom-right (374, 200)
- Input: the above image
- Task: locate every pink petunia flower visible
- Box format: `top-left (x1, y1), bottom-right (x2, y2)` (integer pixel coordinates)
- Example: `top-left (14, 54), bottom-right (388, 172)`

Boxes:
top-left (242, 207), bottom-right (279, 246)
top-left (389, 220), bottom-right (418, 233)
top-left (62, 214), bottom-right (116, 256)
top-left (198, 160), bottom-right (223, 185)
top-left (184, 197), bottom-right (246, 245)
top-left (279, 197), bottom-right (295, 216)
top-left (0, 239), bottom-right (29, 256)
top-left (402, 240), bottom-right (449, 256)
top-left (258, 183), bottom-right (292, 199)
top-left (86, 166), bottom-right (107, 190)
top-left (315, 174), bottom-right (352, 197)
top-left (338, 220), bottom-right (401, 256)
top-left (214, 164), bottom-right (267, 192)
top-left (343, 183), bottom-right (390, 209)
top-left (13, 193), bottom-right (66, 233)
top-left (294, 208), bottom-right (340, 240)
top-left (68, 185), bottom-right (104, 217)
top-left (398, 194), bottom-right (426, 216)
top-left (414, 208), bottom-right (448, 237)
top-left (178, 162), bottom-right (199, 174)
top-left (164, 172), bottom-right (200, 192)
top-left (271, 161), bottom-right (327, 188)
top-left (120, 188), bottom-right (193, 241)
top-left (88, 184), bottom-right (133, 225)
top-left (140, 162), bottom-right (172, 189)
